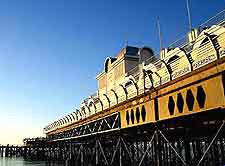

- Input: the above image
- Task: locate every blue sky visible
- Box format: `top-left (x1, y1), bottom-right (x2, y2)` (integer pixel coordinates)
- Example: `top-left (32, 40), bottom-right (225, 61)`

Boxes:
top-left (0, 0), bottom-right (224, 144)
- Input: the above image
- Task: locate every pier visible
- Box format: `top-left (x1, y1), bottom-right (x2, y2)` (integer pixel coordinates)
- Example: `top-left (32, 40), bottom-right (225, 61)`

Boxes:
top-left (1, 9), bottom-right (225, 166)
top-left (1, 118), bottom-right (225, 165)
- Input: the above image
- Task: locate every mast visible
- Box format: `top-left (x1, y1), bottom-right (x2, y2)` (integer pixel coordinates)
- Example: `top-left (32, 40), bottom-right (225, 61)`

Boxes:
top-left (186, 0), bottom-right (192, 31)
top-left (157, 16), bottom-right (163, 50)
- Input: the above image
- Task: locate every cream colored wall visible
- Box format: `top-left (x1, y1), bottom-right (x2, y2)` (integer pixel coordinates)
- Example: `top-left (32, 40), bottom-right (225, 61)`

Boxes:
top-left (98, 60), bottom-right (126, 101)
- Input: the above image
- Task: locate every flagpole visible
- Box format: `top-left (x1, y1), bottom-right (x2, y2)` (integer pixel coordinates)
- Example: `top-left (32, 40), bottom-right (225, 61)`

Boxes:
top-left (186, 0), bottom-right (192, 31)
top-left (157, 16), bottom-right (163, 50)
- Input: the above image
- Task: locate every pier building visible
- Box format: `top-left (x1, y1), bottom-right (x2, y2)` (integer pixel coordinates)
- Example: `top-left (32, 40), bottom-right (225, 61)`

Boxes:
top-left (1, 9), bottom-right (225, 166)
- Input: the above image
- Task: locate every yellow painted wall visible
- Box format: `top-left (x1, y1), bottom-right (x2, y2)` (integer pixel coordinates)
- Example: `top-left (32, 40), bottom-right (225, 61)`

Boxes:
top-left (120, 100), bottom-right (155, 128)
top-left (158, 74), bottom-right (225, 120)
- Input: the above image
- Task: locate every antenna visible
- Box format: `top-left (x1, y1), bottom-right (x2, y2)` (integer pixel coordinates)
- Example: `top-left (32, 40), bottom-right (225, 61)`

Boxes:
top-left (157, 16), bottom-right (163, 50)
top-left (186, 0), bottom-right (192, 31)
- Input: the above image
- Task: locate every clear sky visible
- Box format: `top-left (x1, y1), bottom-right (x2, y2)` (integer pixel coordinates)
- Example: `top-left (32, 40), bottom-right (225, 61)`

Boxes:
top-left (0, 0), bottom-right (224, 145)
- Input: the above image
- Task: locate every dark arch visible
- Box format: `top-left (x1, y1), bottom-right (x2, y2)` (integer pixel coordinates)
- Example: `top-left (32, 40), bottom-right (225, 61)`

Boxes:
top-left (167, 55), bottom-right (180, 64)
top-left (81, 102), bottom-right (91, 115)
top-left (58, 119), bottom-right (62, 126)
top-left (200, 34), bottom-right (216, 47)
top-left (73, 112), bottom-right (78, 120)
top-left (143, 69), bottom-right (154, 89)
top-left (81, 106), bottom-right (86, 117)
top-left (119, 84), bottom-right (128, 100)
top-left (61, 118), bottom-right (65, 124)
top-left (88, 99), bottom-right (97, 113)
top-left (55, 121), bottom-right (58, 127)
top-left (56, 121), bottom-right (59, 127)
top-left (52, 122), bottom-right (56, 128)
top-left (160, 59), bottom-right (172, 81)
top-left (124, 80), bottom-right (132, 87)
top-left (104, 57), bottom-right (117, 73)
top-left (56, 121), bottom-right (60, 127)
top-left (124, 77), bottom-right (138, 95)
top-left (60, 119), bottom-right (64, 126)
top-left (65, 116), bottom-right (70, 124)
top-left (67, 114), bottom-right (73, 123)
top-left (66, 116), bottom-right (70, 123)
top-left (78, 109), bottom-right (82, 118)
top-left (103, 93), bottom-right (110, 108)
top-left (180, 48), bottom-right (193, 71)
top-left (95, 97), bottom-right (103, 111)
top-left (58, 121), bottom-right (61, 127)
top-left (200, 37), bottom-right (209, 46)
top-left (70, 113), bottom-right (76, 121)
top-left (111, 89), bottom-right (118, 104)
top-left (202, 33), bottom-right (218, 59)
top-left (150, 71), bottom-right (161, 87)
top-left (63, 118), bottom-right (67, 125)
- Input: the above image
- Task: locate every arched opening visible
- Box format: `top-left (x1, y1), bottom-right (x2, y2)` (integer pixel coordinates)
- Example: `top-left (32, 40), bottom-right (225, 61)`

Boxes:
top-left (124, 80), bottom-right (132, 88)
top-left (67, 115), bottom-right (73, 123)
top-left (167, 55), bottom-right (180, 64)
top-left (104, 57), bottom-right (117, 73)
top-left (111, 89), bottom-right (118, 105)
top-left (95, 98), bottom-right (103, 112)
top-left (65, 116), bottom-right (70, 124)
top-left (143, 69), bottom-right (154, 89)
top-left (103, 93), bottom-right (110, 108)
top-left (200, 34), bottom-right (216, 47)
top-left (81, 106), bottom-right (87, 117)
top-left (117, 84), bottom-right (127, 102)
top-left (73, 112), bottom-right (78, 121)
top-left (124, 77), bottom-right (138, 98)
top-left (88, 99), bottom-right (97, 114)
